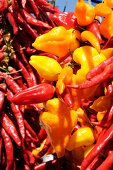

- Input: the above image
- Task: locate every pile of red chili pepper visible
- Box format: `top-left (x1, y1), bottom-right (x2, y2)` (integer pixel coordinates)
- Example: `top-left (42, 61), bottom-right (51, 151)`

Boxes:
top-left (1, 0), bottom-right (113, 169)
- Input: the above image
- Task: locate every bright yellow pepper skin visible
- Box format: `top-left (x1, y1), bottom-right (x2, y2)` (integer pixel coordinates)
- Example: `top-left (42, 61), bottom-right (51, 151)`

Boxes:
top-left (74, 0), bottom-right (95, 26)
top-left (39, 98), bottom-right (78, 157)
top-left (66, 126), bottom-right (95, 151)
top-left (29, 55), bottom-right (62, 81)
top-left (32, 26), bottom-right (80, 58)
top-left (81, 30), bottom-right (100, 52)
top-left (99, 11), bottom-right (113, 39)
top-left (56, 66), bottom-right (73, 94)
top-left (101, 48), bottom-right (113, 59)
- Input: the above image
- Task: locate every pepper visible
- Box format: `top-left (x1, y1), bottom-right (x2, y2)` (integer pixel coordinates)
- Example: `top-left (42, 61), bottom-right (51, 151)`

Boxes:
top-left (11, 83), bottom-right (55, 105)
top-left (50, 12), bottom-right (77, 29)
top-left (74, 0), bottom-right (95, 26)
top-left (94, 3), bottom-right (111, 17)
top-left (104, 0), bottom-right (113, 8)
top-left (32, 26), bottom-right (81, 58)
top-left (40, 97), bottom-right (78, 157)
top-left (66, 127), bottom-right (95, 151)
top-left (99, 11), bottom-right (113, 39)
top-left (29, 55), bottom-right (62, 81)
top-left (81, 30), bottom-right (100, 52)
top-left (87, 21), bottom-right (103, 44)
top-left (56, 66), bottom-right (73, 94)
top-left (0, 0), bottom-right (8, 13)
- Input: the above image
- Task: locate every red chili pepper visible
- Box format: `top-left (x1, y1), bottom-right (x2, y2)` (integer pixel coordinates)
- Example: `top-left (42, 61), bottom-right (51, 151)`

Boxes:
top-left (50, 12), bottom-right (77, 29)
top-left (87, 57), bottom-right (113, 81)
top-left (0, 91), bottom-right (5, 112)
top-left (68, 62), bottom-right (113, 89)
top-left (37, 128), bottom-right (47, 143)
top-left (81, 123), bottom-right (113, 170)
top-left (14, 12), bottom-right (38, 39)
top-left (86, 156), bottom-right (103, 170)
top-left (11, 83), bottom-right (55, 105)
top-left (24, 119), bottom-right (38, 140)
top-left (25, 150), bottom-right (36, 165)
top-left (21, 9), bottom-right (52, 29)
top-left (5, 75), bottom-right (22, 94)
top-left (13, 39), bottom-right (37, 86)
top-left (97, 151), bottom-right (113, 170)
top-left (0, 0), bottom-right (8, 13)
top-left (2, 113), bottom-right (21, 146)
top-left (1, 128), bottom-right (14, 170)
top-left (6, 12), bottom-right (18, 35)
top-left (87, 20), bottom-right (103, 44)
top-left (102, 37), bottom-right (113, 49)
top-left (7, 89), bottom-right (25, 139)
top-left (24, 164), bottom-right (31, 170)
top-left (33, 162), bottom-right (46, 170)
top-left (27, 0), bottom-right (39, 18)
top-left (8, 66), bottom-right (26, 89)
top-left (38, 137), bottom-right (51, 158)
top-left (0, 138), bottom-right (2, 165)
top-left (12, 53), bottom-right (34, 87)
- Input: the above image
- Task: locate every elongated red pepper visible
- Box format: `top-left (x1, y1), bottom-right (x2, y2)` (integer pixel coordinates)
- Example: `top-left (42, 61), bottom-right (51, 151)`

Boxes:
top-left (6, 12), bottom-right (18, 35)
top-left (97, 151), bottom-right (113, 170)
top-left (1, 128), bottom-right (14, 170)
top-left (0, 138), bottom-right (2, 165)
top-left (21, 9), bottom-right (52, 29)
top-left (2, 113), bottom-right (21, 146)
top-left (0, 91), bottom-right (5, 112)
top-left (50, 12), bottom-right (77, 29)
top-left (7, 89), bottom-right (25, 139)
top-left (102, 37), bottom-right (113, 49)
top-left (37, 128), bottom-right (47, 143)
top-left (11, 83), bottom-right (55, 105)
top-left (87, 20), bottom-right (103, 44)
top-left (87, 56), bottom-right (113, 80)
top-left (0, 0), bottom-right (8, 13)
top-left (81, 123), bottom-right (113, 170)
top-left (27, 0), bottom-right (39, 18)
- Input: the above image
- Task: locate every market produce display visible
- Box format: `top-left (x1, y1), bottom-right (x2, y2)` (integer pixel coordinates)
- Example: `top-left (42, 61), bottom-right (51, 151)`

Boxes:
top-left (1, 0), bottom-right (113, 169)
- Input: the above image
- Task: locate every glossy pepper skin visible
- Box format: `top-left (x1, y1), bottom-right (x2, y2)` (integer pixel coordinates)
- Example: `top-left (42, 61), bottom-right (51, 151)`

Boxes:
top-left (11, 83), bottom-right (55, 105)
top-left (50, 12), bottom-right (77, 29)
top-left (29, 55), bottom-right (62, 81)
top-left (74, 0), bottom-right (95, 26)
top-left (32, 26), bottom-right (80, 58)
top-left (40, 98), bottom-right (78, 158)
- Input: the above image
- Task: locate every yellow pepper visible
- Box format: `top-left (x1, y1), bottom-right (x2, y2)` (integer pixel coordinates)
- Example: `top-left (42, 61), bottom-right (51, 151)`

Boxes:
top-left (101, 48), bottom-right (113, 59)
top-left (39, 98), bottom-right (78, 157)
top-left (99, 11), bottom-right (113, 39)
top-left (73, 46), bottom-right (106, 83)
top-left (32, 26), bottom-right (80, 58)
top-left (84, 144), bottom-right (94, 158)
top-left (81, 31), bottom-right (100, 52)
top-left (56, 66), bottom-right (73, 94)
top-left (94, 3), bottom-right (111, 17)
top-left (74, 0), bottom-right (95, 26)
top-left (29, 55), bottom-right (62, 81)
top-left (66, 126), bottom-right (95, 151)
top-left (97, 111), bottom-right (106, 122)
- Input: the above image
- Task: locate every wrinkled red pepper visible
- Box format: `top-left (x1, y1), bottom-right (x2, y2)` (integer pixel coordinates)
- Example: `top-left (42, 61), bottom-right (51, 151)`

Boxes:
top-left (50, 12), bottom-right (77, 29)
top-left (11, 83), bottom-right (55, 105)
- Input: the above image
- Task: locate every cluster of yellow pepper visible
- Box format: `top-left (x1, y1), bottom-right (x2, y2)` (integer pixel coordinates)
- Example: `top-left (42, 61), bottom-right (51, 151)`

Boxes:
top-left (29, 0), bottom-right (113, 166)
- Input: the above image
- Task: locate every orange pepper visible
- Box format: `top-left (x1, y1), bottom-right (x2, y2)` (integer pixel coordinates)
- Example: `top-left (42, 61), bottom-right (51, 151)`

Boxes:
top-left (56, 66), bottom-right (73, 94)
top-left (74, 0), bottom-right (95, 26)
top-left (99, 11), bottom-right (113, 39)
top-left (94, 3), bottom-right (111, 17)
top-left (39, 98), bottom-right (78, 157)
top-left (81, 30), bottom-right (100, 52)
top-left (101, 48), bottom-right (113, 59)
top-left (104, 0), bottom-right (113, 8)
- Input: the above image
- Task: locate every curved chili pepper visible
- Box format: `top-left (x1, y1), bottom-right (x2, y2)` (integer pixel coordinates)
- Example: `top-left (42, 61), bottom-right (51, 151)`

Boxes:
top-left (97, 151), bottom-right (113, 170)
top-left (87, 56), bottom-right (113, 80)
top-left (11, 83), bottom-right (55, 105)
top-left (6, 12), bottom-right (18, 35)
top-left (33, 162), bottom-right (46, 170)
top-left (81, 123), bottom-right (113, 170)
top-left (37, 128), bottom-right (47, 143)
top-left (87, 20), bottom-right (103, 44)
top-left (2, 113), bottom-right (21, 146)
top-left (21, 9), bottom-right (52, 29)
top-left (1, 128), bottom-right (14, 170)
top-left (102, 36), bottom-right (113, 49)
top-left (7, 89), bottom-right (25, 139)
top-left (27, 0), bottom-right (39, 18)
top-left (0, 91), bottom-right (5, 112)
